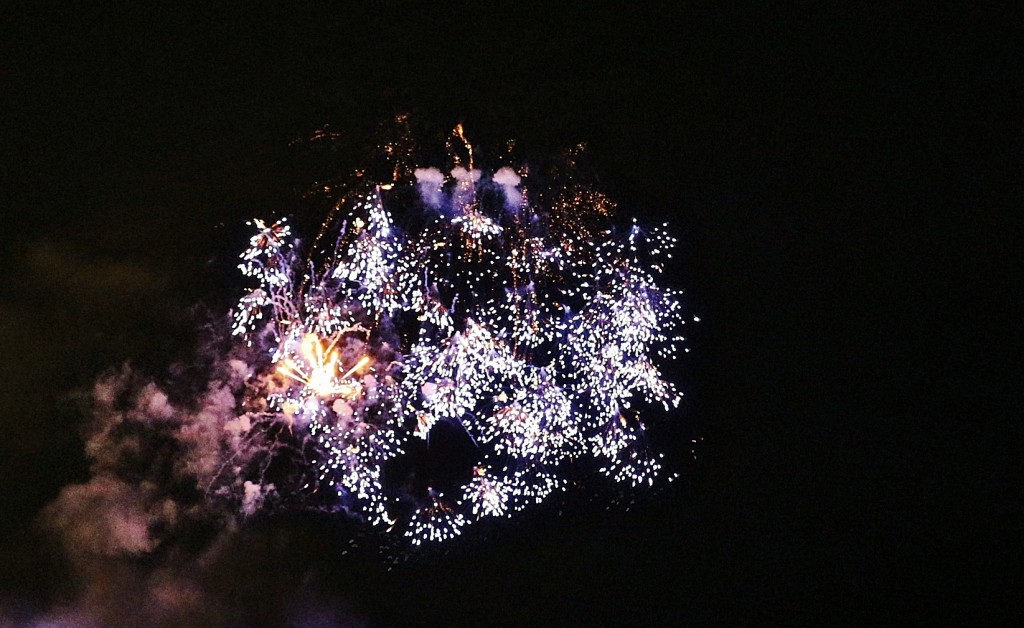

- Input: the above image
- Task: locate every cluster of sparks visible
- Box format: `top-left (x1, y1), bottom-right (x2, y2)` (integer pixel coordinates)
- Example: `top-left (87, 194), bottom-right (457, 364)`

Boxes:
top-left (232, 129), bottom-right (687, 545)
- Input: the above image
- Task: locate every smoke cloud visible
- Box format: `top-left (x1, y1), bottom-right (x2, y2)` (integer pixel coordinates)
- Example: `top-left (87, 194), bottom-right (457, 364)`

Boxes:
top-left (413, 166), bottom-right (445, 208)
top-left (492, 166), bottom-right (523, 210)
top-left (18, 349), bottom-right (367, 626)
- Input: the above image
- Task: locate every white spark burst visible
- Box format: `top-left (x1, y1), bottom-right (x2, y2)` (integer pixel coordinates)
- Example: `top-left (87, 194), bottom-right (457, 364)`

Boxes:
top-left (231, 128), bottom-right (691, 543)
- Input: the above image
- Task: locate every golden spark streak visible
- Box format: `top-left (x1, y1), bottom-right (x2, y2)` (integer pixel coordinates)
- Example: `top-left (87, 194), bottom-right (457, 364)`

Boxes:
top-left (276, 333), bottom-right (369, 399)
top-left (453, 123), bottom-right (474, 169)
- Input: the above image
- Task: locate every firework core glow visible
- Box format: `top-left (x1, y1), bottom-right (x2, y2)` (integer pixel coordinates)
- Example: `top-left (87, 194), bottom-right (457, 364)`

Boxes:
top-left (230, 127), bottom-right (689, 545)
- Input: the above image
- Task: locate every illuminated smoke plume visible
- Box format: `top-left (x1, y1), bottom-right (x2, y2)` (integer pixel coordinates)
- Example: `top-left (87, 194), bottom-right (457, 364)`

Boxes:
top-left (31, 353), bottom-right (372, 626)
top-left (42, 357), bottom-right (270, 559)
top-left (492, 166), bottom-right (523, 210)
top-left (229, 126), bottom-right (689, 546)
top-left (413, 167), bottom-right (445, 209)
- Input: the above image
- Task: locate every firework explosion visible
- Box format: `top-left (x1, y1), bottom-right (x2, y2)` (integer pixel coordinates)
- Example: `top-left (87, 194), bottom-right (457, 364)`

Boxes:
top-left (229, 127), bottom-right (687, 545)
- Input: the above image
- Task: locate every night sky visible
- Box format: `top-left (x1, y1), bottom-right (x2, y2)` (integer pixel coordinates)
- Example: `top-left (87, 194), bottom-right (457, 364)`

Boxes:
top-left (1, 3), bottom-right (1017, 626)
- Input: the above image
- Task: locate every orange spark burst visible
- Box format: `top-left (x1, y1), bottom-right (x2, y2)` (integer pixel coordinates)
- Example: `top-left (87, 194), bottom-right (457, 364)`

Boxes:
top-left (276, 333), bottom-right (370, 399)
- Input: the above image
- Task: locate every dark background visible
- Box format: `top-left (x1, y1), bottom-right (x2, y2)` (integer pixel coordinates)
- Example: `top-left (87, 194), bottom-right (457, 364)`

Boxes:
top-left (1, 2), bottom-right (1017, 625)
